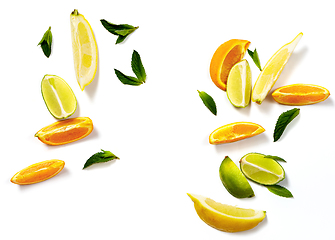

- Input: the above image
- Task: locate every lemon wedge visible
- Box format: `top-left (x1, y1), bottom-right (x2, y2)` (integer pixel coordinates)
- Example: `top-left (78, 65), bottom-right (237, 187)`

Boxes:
top-left (70, 9), bottom-right (98, 90)
top-left (251, 32), bottom-right (303, 104)
top-left (187, 193), bottom-right (266, 232)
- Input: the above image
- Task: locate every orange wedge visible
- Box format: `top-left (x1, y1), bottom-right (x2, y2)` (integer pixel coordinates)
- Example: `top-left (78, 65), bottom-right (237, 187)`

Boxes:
top-left (210, 39), bottom-right (250, 91)
top-left (35, 117), bottom-right (93, 145)
top-left (209, 122), bottom-right (265, 144)
top-left (11, 160), bottom-right (65, 185)
top-left (272, 84), bottom-right (330, 105)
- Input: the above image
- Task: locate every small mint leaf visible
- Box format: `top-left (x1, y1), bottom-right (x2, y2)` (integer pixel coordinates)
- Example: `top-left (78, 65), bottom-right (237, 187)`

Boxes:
top-left (38, 26), bottom-right (52, 58)
top-left (274, 108), bottom-right (300, 142)
top-left (248, 48), bottom-right (262, 71)
top-left (197, 90), bottom-right (217, 115)
top-left (264, 155), bottom-right (286, 162)
top-left (266, 185), bottom-right (293, 198)
top-left (114, 69), bottom-right (142, 86)
top-left (131, 50), bottom-right (146, 82)
top-left (83, 149), bottom-right (119, 169)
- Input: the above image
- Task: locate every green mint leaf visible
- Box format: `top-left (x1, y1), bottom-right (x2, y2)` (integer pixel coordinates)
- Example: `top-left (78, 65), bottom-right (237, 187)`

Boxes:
top-left (247, 48), bottom-right (262, 71)
top-left (38, 26), bottom-right (52, 58)
top-left (83, 149), bottom-right (119, 169)
top-left (264, 155), bottom-right (286, 162)
top-left (100, 19), bottom-right (138, 44)
top-left (266, 185), bottom-right (293, 198)
top-left (197, 90), bottom-right (217, 115)
top-left (114, 69), bottom-right (143, 86)
top-left (273, 108), bottom-right (300, 142)
top-left (131, 50), bottom-right (146, 82)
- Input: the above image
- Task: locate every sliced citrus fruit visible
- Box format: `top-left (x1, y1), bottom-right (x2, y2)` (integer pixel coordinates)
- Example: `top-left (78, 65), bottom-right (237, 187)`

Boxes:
top-left (272, 83), bottom-right (330, 105)
top-left (219, 156), bottom-right (254, 198)
top-left (41, 74), bottom-right (77, 119)
top-left (210, 39), bottom-right (250, 91)
top-left (11, 160), bottom-right (65, 185)
top-left (70, 9), bottom-right (98, 90)
top-left (251, 32), bottom-right (303, 104)
top-left (209, 122), bottom-right (265, 144)
top-left (240, 153), bottom-right (285, 185)
top-left (35, 117), bottom-right (93, 145)
top-left (227, 59), bottom-right (252, 107)
top-left (187, 193), bottom-right (266, 232)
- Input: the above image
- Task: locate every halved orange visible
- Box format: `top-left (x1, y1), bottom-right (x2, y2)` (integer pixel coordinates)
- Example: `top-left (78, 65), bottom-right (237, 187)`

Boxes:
top-left (210, 39), bottom-right (250, 91)
top-left (35, 117), bottom-right (93, 145)
top-left (272, 84), bottom-right (330, 105)
top-left (209, 122), bottom-right (265, 144)
top-left (11, 159), bottom-right (65, 185)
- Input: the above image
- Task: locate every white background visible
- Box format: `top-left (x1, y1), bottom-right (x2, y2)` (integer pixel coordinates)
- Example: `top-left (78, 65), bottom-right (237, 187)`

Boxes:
top-left (1, 0), bottom-right (334, 239)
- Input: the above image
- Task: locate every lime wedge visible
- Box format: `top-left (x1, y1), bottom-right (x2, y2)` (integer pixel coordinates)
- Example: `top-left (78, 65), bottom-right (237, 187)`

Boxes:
top-left (41, 74), bottom-right (77, 119)
top-left (226, 59), bottom-right (252, 107)
top-left (219, 156), bottom-right (254, 198)
top-left (240, 153), bottom-right (285, 185)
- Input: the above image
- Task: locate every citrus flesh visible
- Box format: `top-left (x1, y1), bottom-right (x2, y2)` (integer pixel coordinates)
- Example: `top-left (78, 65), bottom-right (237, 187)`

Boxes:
top-left (251, 32), bottom-right (303, 104)
top-left (70, 9), bottom-right (98, 90)
top-left (187, 193), bottom-right (266, 232)
top-left (227, 59), bottom-right (252, 107)
top-left (272, 83), bottom-right (330, 105)
top-left (240, 153), bottom-right (285, 185)
top-left (219, 156), bottom-right (254, 198)
top-left (210, 39), bottom-right (250, 91)
top-left (209, 122), bottom-right (265, 144)
top-left (35, 117), bottom-right (93, 145)
top-left (41, 74), bottom-right (77, 119)
top-left (11, 160), bottom-right (65, 185)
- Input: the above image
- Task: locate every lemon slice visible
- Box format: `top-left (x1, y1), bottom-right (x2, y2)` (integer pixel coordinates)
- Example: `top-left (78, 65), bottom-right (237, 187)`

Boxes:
top-left (70, 9), bottom-right (98, 90)
top-left (219, 156), bottom-right (254, 198)
top-left (187, 193), bottom-right (266, 232)
top-left (41, 74), bottom-right (77, 119)
top-left (227, 59), bottom-right (252, 107)
top-left (251, 32), bottom-right (303, 104)
top-left (240, 153), bottom-right (285, 185)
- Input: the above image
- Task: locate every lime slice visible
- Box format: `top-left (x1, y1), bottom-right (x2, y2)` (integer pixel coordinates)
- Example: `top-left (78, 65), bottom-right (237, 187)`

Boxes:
top-left (41, 74), bottom-right (77, 119)
top-left (226, 59), bottom-right (252, 107)
top-left (219, 156), bottom-right (254, 198)
top-left (240, 153), bottom-right (285, 185)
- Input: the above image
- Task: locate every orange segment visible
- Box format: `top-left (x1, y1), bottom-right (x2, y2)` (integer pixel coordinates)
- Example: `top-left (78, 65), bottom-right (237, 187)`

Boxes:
top-left (210, 39), bottom-right (250, 91)
top-left (209, 122), bottom-right (265, 144)
top-left (35, 117), bottom-right (93, 145)
top-left (11, 160), bottom-right (65, 185)
top-left (272, 84), bottom-right (330, 105)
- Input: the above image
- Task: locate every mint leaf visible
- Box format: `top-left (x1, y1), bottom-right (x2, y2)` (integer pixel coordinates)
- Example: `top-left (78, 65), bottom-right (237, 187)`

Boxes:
top-left (100, 19), bottom-right (138, 44)
top-left (273, 108), bottom-right (300, 142)
top-left (114, 69), bottom-right (143, 86)
top-left (131, 50), bottom-right (146, 82)
top-left (247, 48), bottom-right (262, 71)
top-left (38, 26), bottom-right (52, 58)
top-left (197, 90), bottom-right (217, 115)
top-left (266, 185), bottom-right (293, 198)
top-left (264, 155), bottom-right (286, 162)
top-left (83, 149), bottom-right (119, 169)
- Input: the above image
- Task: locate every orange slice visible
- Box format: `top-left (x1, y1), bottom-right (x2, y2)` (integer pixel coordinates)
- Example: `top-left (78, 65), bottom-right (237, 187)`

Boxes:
top-left (209, 122), bottom-right (265, 144)
top-left (272, 84), bottom-right (330, 105)
top-left (11, 160), bottom-right (65, 185)
top-left (210, 39), bottom-right (250, 91)
top-left (35, 117), bottom-right (93, 145)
